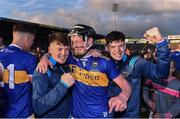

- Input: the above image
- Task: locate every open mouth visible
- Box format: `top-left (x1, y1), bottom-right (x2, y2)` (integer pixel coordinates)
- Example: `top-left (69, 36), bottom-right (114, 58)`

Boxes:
top-left (58, 55), bottom-right (67, 60)
top-left (114, 53), bottom-right (122, 57)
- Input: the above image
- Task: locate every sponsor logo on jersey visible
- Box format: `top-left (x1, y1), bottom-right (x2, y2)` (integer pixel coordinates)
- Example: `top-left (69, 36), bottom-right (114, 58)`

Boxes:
top-left (69, 64), bottom-right (108, 86)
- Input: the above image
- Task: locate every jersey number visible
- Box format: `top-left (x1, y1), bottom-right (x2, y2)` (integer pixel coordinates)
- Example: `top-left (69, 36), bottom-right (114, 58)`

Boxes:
top-left (7, 64), bottom-right (15, 89)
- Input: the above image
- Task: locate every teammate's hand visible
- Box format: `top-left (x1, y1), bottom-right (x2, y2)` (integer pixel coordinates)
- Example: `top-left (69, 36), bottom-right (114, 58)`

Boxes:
top-left (144, 27), bottom-right (163, 43)
top-left (61, 73), bottom-right (75, 87)
top-left (90, 49), bottom-right (102, 57)
top-left (36, 58), bottom-right (52, 74)
top-left (108, 92), bottom-right (128, 113)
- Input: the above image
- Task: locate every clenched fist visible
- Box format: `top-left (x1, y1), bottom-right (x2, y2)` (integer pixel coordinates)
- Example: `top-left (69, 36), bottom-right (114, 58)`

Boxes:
top-left (144, 27), bottom-right (164, 43)
top-left (61, 73), bottom-right (75, 87)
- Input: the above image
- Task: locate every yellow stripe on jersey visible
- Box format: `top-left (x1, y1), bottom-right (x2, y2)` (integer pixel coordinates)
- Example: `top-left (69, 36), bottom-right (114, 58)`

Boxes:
top-left (69, 64), bottom-right (109, 87)
top-left (3, 69), bottom-right (29, 84)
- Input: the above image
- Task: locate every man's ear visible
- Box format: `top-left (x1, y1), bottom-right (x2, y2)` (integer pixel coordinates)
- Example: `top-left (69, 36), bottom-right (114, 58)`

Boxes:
top-left (87, 37), bottom-right (93, 46)
top-left (48, 46), bottom-right (52, 54)
top-left (105, 45), bottom-right (109, 52)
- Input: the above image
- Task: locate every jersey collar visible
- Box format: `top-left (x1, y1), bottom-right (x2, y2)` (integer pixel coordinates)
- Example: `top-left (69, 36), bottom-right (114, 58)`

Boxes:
top-left (49, 56), bottom-right (57, 66)
top-left (10, 44), bottom-right (22, 50)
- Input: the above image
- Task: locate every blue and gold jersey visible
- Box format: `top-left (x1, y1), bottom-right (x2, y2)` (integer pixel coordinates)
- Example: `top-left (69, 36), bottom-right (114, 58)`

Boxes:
top-left (0, 44), bottom-right (37, 118)
top-left (67, 54), bottom-right (121, 118)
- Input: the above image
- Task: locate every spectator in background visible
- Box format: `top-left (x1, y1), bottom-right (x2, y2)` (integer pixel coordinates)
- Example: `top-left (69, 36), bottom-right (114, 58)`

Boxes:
top-left (125, 48), bottom-right (131, 56)
top-left (171, 42), bottom-right (180, 72)
top-left (142, 51), bottom-right (151, 61)
top-left (36, 47), bottom-right (43, 58)
top-left (172, 42), bottom-right (180, 52)
top-left (32, 46), bottom-right (43, 61)
top-left (0, 23), bottom-right (37, 118)
top-left (0, 36), bottom-right (5, 50)
top-left (143, 60), bottom-right (180, 118)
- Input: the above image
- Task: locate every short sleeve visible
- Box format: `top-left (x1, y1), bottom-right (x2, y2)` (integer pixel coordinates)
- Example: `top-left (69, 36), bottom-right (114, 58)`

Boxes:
top-left (106, 59), bottom-right (121, 80)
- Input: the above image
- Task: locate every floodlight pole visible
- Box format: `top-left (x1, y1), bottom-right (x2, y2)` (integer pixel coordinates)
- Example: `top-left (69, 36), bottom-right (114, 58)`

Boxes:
top-left (112, 2), bottom-right (119, 31)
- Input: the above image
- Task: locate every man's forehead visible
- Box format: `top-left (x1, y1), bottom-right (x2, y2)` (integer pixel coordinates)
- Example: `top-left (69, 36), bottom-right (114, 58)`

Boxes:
top-left (68, 33), bottom-right (78, 36)
top-left (70, 34), bottom-right (83, 41)
top-left (56, 42), bottom-right (69, 48)
top-left (70, 33), bottom-right (82, 37)
top-left (50, 41), bottom-right (69, 48)
top-left (109, 40), bottom-right (125, 45)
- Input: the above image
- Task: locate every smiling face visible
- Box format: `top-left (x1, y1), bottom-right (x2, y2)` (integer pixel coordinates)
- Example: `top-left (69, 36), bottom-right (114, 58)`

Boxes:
top-left (107, 40), bottom-right (126, 61)
top-left (70, 34), bottom-right (86, 56)
top-left (49, 41), bottom-right (69, 64)
top-left (70, 34), bottom-right (93, 57)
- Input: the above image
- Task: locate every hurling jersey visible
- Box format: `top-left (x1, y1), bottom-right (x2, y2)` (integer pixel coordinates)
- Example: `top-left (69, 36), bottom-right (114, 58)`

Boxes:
top-left (67, 54), bottom-right (121, 118)
top-left (0, 44), bottom-right (37, 118)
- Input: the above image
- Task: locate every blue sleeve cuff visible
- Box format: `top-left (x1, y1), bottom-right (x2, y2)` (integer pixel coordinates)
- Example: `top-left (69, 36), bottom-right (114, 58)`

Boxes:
top-left (156, 39), bottom-right (168, 48)
top-left (60, 80), bottom-right (69, 88)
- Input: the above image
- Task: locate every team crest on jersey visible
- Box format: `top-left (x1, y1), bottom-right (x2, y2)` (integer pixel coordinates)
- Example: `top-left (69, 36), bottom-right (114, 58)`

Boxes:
top-left (91, 61), bottom-right (100, 71)
top-left (92, 61), bottom-right (98, 68)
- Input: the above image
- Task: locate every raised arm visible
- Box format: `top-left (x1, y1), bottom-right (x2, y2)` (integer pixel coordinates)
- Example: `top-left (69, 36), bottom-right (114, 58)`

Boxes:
top-left (140, 27), bottom-right (170, 80)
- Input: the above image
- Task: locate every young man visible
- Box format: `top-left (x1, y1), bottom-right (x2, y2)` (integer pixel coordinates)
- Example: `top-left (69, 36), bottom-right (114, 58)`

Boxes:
top-left (32, 32), bottom-right (75, 118)
top-left (37, 24), bottom-right (132, 118)
top-left (0, 23), bottom-right (37, 118)
top-left (105, 28), bottom-right (170, 117)
top-left (171, 42), bottom-right (180, 72)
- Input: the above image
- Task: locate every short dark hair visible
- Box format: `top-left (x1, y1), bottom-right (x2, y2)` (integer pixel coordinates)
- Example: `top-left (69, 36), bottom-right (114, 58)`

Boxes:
top-left (105, 31), bottom-right (125, 45)
top-left (48, 32), bottom-right (69, 46)
top-left (13, 23), bottom-right (36, 35)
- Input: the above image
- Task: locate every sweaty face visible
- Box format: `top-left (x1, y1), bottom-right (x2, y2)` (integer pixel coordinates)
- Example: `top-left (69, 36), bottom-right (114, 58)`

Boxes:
top-left (70, 34), bottom-right (88, 56)
top-left (49, 41), bottom-right (69, 64)
top-left (108, 40), bottom-right (126, 61)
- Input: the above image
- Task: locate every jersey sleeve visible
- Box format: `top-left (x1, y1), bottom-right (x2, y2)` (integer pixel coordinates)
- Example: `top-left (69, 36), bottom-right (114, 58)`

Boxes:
top-left (106, 59), bottom-right (121, 80)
